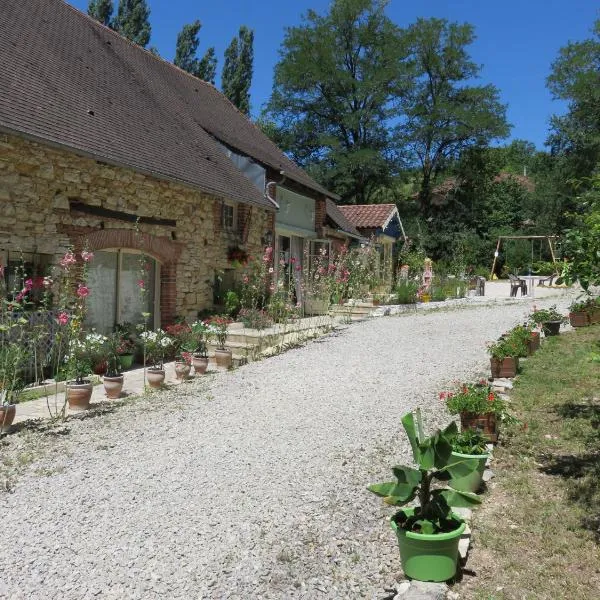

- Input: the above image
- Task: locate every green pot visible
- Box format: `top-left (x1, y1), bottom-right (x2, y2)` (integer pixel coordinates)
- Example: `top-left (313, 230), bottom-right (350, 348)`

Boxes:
top-left (391, 508), bottom-right (465, 582)
top-left (542, 321), bottom-right (561, 336)
top-left (118, 353), bottom-right (134, 370)
top-left (449, 451), bottom-right (489, 493)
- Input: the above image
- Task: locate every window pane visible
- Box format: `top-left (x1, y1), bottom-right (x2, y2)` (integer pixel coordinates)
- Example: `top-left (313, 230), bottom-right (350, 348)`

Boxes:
top-left (85, 251), bottom-right (118, 334)
top-left (119, 253), bottom-right (155, 328)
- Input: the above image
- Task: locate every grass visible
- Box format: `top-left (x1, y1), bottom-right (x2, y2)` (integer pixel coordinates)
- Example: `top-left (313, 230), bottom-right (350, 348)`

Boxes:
top-left (456, 325), bottom-right (600, 600)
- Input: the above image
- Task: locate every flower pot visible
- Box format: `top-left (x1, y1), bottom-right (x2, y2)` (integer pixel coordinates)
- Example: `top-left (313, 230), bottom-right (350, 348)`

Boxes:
top-left (66, 381), bottom-right (93, 411)
top-left (527, 331), bottom-right (540, 355)
top-left (391, 508), bottom-right (465, 582)
top-left (569, 312), bottom-right (590, 328)
top-left (460, 412), bottom-right (498, 443)
top-left (214, 348), bottom-right (233, 370)
top-left (542, 320), bottom-right (561, 336)
top-left (490, 356), bottom-right (518, 379)
top-left (174, 362), bottom-right (191, 380)
top-left (449, 451), bottom-right (489, 493)
top-left (103, 374), bottom-right (124, 399)
top-left (192, 355), bottom-right (209, 375)
top-left (0, 404), bottom-right (16, 433)
top-left (589, 308), bottom-right (600, 325)
top-left (146, 368), bottom-right (165, 388)
top-left (118, 353), bottom-right (134, 370)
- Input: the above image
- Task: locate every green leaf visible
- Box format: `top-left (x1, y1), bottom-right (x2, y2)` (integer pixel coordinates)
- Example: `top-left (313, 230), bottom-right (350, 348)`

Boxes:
top-left (432, 431), bottom-right (453, 469)
top-left (437, 488), bottom-right (482, 507)
top-left (392, 465), bottom-right (422, 487)
top-left (402, 412), bottom-right (421, 463)
top-left (367, 482), bottom-right (416, 505)
top-left (414, 519), bottom-right (435, 535)
top-left (441, 455), bottom-right (481, 480)
top-left (418, 437), bottom-right (435, 470)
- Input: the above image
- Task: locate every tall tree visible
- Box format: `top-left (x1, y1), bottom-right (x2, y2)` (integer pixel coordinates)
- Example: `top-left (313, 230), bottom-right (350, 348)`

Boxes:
top-left (547, 19), bottom-right (600, 181)
top-left (222, 26), bottom-right (254, 114)
top-left (87, 0), bottom-right (113, 27)
top-left (113, 0), bottom-right (151, 48)
top-left (263, 0), bottom-right (408, 203)
top-left (174, 20), bottom-right (217, 84)
top-left (395, 18), bottom-right (509, 213)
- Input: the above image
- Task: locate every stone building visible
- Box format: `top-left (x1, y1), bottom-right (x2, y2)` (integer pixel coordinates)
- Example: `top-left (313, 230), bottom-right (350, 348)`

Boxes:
top-left (0, 0), bottom-right (357, 331)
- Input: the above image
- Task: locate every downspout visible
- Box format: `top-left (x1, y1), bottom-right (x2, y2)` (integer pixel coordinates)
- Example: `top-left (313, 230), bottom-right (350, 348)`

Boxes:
top-left (265, 170), bottom-right (286, 209)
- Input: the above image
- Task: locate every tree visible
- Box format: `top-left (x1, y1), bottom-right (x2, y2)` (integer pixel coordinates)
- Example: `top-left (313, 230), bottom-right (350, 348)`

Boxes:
top-left (547, 19), bottom-right (600, 181)
top-left (222, 26), bottom-right (254, 114)
top-left (395, 18), bottom-right (509, 213)
top-left (264, 0), bottom-right (407, 203)
top-left (113, 0), bottom-right (151, 48)
top-left (87, 0), bottom-right (113, 27)
top-left (174, 20), bottom-right (217, 84)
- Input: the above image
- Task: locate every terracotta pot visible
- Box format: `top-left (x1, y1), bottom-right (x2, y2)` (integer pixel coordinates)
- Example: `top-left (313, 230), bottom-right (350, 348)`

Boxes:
top-left (490, 356), bottom-right (518, 378)
top-left (174, 362), bottom-right (191, 380)
top-left (0, 404), bottom-right (16, 433)
top-left (66, 382), bottom-right (93, 411)
top-left (527, 331), bottom-right (541, 355)
top-left (192, 355), bottom-right (209, 375)
top-left (103, 374), bottom-right (124, 399)
top-left (146, 368), bottom-right (165, 388)
top-left (460, 411), bottom-right (498, 443)
top-left (214, 348), bottom-right (233, 370)
top-left (569, 312), bottom-right (590, 328)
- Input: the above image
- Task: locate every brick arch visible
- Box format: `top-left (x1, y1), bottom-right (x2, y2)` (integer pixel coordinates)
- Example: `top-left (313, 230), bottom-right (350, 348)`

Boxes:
top-left (80, 229), bottom-right (181, 265)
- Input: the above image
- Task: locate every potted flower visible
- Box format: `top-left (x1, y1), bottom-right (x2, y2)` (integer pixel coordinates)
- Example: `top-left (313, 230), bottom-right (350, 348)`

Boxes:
top-left (115, 322), bottom-right (137, 370)
top-left (529, 305), bottom-right (565, 336)
top-left (190, 320), bottom-right (215, 375)
top-left (569, 299), bottom-right (591, 328)
top-left (87, 331), bottom-right (109, 375)
top-left (368, 410), bottom-right (481, 582)
top-left (449, 430), bottom-right (490, 494)
top-left (487, 336), bottom-right (521, 378)
top-left (205, 315), bottom-right (232, 370)
top-left (139, 329), bottom-right (172, 387)
top-left (103, 332), bottom-right (124, 399)
top-left (506, 324), bottom-right (535, 358)
top-left (442, 381), bottom-right (510, 443)
top-left (65, 332), bottom-right (98, 411)
top-left (0, 342), bottom-right (29, 433)
top-left (166, 323), bottom-right (195, 380)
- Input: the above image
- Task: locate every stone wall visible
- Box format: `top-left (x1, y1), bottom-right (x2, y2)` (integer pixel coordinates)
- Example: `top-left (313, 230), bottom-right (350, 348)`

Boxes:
top-left (0, 132), bottom-right (272, 323)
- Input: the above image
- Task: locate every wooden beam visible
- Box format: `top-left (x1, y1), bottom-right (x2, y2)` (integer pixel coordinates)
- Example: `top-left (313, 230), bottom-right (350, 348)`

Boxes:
top-left (69, 200), bottom-right (176, 228)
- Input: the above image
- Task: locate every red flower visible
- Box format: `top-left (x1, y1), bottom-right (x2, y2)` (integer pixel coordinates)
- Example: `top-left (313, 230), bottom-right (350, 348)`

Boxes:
top-left (57, 311), bottom-right (69, 325)
top-left (488, 392), bottom-right (495, 402)
top-left (137, 279), bottom-right (145, 289)
top-left (76, 284), bottom-right (90, 298)
top-left (24, 278), bottom-right (33, 290)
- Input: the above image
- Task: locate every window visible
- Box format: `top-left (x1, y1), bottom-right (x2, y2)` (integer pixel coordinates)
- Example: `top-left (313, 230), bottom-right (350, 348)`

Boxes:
top-left (1, 251), bottom-right (52, 307)
top-left (221, 203), bottom-right (236, 231)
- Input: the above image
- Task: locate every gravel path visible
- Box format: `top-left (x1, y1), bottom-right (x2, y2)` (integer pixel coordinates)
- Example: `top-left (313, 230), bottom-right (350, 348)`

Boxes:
top-left (0, 299), bottom-right (569, 599)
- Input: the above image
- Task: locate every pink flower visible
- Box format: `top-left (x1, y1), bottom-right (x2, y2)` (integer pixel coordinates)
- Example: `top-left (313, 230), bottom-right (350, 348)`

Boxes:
top-left (43, 276), bottom-right (53, 287)
top-left (290, 257), bottom-right (296, 264)
top-left (24, 279), bottom-right (33, 290)
top-left (76, 284), bottom-right (90, 298)
top-left (137, 279), bottom-right (145, 289)
top-left (243, 276), bottom-right (249, 284)
top-left (57, 311), bottom-right (69, 325)
top-left (15, 292), bottom-right (25, 302)
top-left (81, 251), bottom-right (94, 262)
top-left (59, 251), bottom-right (77, 268)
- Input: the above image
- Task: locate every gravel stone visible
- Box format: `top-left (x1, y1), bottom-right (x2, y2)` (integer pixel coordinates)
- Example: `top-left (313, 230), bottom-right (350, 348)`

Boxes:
top-left (0, 298), bottom-right (570, 599)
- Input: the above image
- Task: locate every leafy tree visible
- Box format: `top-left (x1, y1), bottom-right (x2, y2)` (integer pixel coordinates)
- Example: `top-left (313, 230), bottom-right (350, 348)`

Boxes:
top-left (222, 26), bottom-right (254, 114)
top-left (87, 0), bottom-right (113, 27)
top-left (113, 0), bottom-right (151, 48)
top-left (547, 19), bottom-right (600, 182)
top-left (264, 0), bottom-right (407, 203)
top-left (395, 18), bottom-right (509, 214)
top-left (174, 20), bottom-right (217, 84)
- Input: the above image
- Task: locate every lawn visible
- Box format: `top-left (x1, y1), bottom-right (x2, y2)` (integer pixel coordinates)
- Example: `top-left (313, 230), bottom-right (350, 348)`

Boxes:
top-left (456, 326), bottom-right (600, 600)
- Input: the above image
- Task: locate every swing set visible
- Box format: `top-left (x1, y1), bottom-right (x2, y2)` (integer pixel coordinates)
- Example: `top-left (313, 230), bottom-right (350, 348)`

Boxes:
top-left (489, 235), bottom-right (559, 281)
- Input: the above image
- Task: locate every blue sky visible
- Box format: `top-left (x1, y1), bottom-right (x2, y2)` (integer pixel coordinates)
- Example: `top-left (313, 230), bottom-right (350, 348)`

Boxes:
top-left (68, 0), bottom-right (599, 149)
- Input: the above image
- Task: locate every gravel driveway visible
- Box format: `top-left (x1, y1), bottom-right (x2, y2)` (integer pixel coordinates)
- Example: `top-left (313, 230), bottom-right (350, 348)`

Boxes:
top-left (0, 300), bottom-right (566, 599)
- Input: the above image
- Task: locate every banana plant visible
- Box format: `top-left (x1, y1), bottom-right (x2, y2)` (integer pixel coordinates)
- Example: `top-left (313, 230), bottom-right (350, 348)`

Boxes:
top-left (369, 409), bottom-right (483, 534)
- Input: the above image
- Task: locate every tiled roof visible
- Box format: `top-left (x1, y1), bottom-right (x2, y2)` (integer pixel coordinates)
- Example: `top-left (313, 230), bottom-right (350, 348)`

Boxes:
top-left (337, 204), bottom-right (398, 229)
top-left (0, 0), bottom-right (335, 210)
top-left (325, 199), bottom-right (361, 238)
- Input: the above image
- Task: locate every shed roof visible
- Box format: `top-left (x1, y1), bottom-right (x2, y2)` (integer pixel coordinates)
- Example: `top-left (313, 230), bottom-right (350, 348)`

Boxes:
top-left (337, 204), bottom-right (399, 230)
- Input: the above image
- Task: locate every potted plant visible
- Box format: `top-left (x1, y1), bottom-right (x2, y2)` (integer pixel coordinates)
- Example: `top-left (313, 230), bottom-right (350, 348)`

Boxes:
top-left (449, 430), bottom-right (490, 494)
top-left (166, 323), bottom-right (195, 380)
top-left (584, 296), bottom-right (600, 325)
top-left (115, 322), bottom-right (137, 369)
top-left (139, 329), bottom-right (172, 387)
top-left (206, 315), bottom-right (232, 370)
top-left (0, 342), bottom-right (29, 433)
top-left (368, 410), bottom-right (481, 582)
top-left (65, 332), bottom-right (97, 411)
top-left (487, 336), bottom-right (521, 378)
top-left (505, 324), bottom-right (535, 357)
top-left (190, 320), bottom-right (214, 375)
top-left (103, 332), bottom-right (124, 399)
top-left (442, 381), bottom-right (511, 443)
top-left (529, 305), bottom-right (564, 336)
top-left (568, 299), bottom-right (591, 328)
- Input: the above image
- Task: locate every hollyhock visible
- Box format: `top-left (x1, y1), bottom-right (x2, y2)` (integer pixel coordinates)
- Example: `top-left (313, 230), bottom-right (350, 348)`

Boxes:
top-left (76, 284), bottom-right (90, 298)
top-left (59, 251), bottom-right (77, 268)
top-left (81, 251), bottom-right (94, 262)
top-left (57, 311), bottom-right (69, 325)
